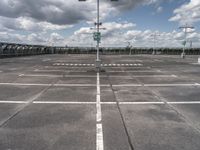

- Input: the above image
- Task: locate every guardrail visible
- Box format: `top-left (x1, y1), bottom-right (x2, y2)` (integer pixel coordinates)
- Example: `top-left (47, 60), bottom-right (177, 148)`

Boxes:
top-left (1, 42), bottom-right (200, 58)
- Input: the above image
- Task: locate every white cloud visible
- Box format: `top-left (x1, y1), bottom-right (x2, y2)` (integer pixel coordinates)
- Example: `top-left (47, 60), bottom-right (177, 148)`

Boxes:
top-left (156, 6), bottom-right (163, 13)
top-left (169, 0), bottom-right (200, 24)
top-left (0, 16), bottom-right (72, 32)
top-left (69, 22), bottom-right (200, 47)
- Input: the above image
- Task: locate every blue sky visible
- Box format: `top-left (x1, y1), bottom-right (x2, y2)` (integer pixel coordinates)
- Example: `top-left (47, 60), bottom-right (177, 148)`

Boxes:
top-left (0, 0), bottom-right (200, 47)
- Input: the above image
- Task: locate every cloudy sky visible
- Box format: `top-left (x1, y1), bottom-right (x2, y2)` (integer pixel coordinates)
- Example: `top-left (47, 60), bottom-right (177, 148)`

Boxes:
top-left (0, 0), bottom-right (200, 47)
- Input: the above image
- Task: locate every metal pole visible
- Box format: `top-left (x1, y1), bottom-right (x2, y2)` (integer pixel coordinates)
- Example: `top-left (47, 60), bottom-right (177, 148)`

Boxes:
top-left (95, 0), bottom-right (101, 70)
top-left (179, 24), bottom-right (194, 59)
top-left (97, 0), bottom-right (100, 61)
top-left (153, 34), bottom-right (155, 55)
top-left (182, 28), bottom-right (187, 58)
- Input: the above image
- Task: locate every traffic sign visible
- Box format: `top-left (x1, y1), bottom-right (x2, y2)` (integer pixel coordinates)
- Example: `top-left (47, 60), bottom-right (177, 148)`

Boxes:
top-left (93, 32), bottom-right (101, 42)
top-left (182, 41), bottom-right (186, 46)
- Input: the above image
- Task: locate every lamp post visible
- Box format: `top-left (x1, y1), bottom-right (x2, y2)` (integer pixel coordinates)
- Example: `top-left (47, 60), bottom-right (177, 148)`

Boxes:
top-left (151, 32), bottom-right (160, 55)
top-left (79, 0), bottom-right (118, 71)
top-left (179, 24), bottom-right (194, 59)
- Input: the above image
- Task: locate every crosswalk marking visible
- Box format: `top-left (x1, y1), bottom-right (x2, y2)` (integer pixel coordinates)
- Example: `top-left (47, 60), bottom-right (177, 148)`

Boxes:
top-left (53, 63), bottom-right (143, 67)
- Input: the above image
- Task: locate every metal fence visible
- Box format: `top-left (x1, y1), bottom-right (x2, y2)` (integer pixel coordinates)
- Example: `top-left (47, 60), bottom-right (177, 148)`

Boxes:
top-left (1, 42), bottom-right (200, 58)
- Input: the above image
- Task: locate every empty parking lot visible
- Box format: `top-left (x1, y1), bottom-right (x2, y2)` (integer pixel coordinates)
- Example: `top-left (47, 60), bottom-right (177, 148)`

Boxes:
top-left (0, 54), bottom-right (200, 150)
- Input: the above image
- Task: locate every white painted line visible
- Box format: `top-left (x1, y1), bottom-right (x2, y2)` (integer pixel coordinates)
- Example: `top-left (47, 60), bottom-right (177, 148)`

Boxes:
top-left (0, 82), bottom-right (199, 87)
top-left (108, 75), bottom-right (176, 78)
top-left (96, 72), bottom-right (104, 150)
top-left (157, 70), bottom-right (162, 72)
top-left (0, 101), bottom-right (200, 105)
top-left (119, 102), bottom-right (165, 105)
top-left (132, 75), bottom-right (177, 78)
top-left (113, 83), bottom-right (200, 87)
top-left (108, 70), bottom-right (160, 73)
top-left (96, 123), bottom-right (104, 150)
top-left (168, 101), bottom-right (200, 104)
top-left (101, 102), bottom-right (116, 104)
top-left (96, 95), bottom-right (102, 122)
top-left (0, 83), bottom-right (108, 87)
top-left (19, 74), bottom-right (101, 78)
top-left (144, 84), bottom-right (200, 87)
top-left (0, 83), bottom-right (52, 86)
top-left (0, 101), bottom-right (28, 104)
top-left (18, 74), bottom-right (25, 77)
top-left (34, 69), bottom-right (87, 73)
top-left (19, 74), bottom-right (62, 77)
top-left (96, 73), bottom-right (101, 122)
top-left (59, 83), bottom-right (96, 87)
top-left (113, 84), bottom-right (142, 87)
top-left (34, 101), bottom-right (96, 104)
top-left (171, 74), bottom-right (178, 78)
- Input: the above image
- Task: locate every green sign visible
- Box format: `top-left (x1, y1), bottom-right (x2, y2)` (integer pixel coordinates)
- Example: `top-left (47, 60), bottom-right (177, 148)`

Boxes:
top-left (182, 41), bottom-right (186, 46)
top-left (93, 32), bottom-right (101, 42)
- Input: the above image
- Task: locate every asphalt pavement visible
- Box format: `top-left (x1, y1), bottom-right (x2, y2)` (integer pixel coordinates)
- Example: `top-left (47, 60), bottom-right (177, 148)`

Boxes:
top-left (0, 54), bottom-right (200, 150)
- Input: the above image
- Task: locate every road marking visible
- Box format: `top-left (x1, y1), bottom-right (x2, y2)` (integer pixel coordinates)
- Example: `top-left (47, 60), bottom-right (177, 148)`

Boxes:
top-left (108, 70), bottom-right (158, 73)
top-left (168, 101), bottom-right (200, 104)
top-left (119, 102), bottom-right (165, 105)
top-left (34, 101), bottom-right (96, 104)
top-left (34, 69), bottom-right (87, 72)
top-left (143, 83), bottom-right (200, 87)
top-left (0, 83), bottom-right (52, 86)
top-left (0, 82), bottom-right (109, 87)
top-left (53, 63), bottom-right (143, 67)
top-left (113, 83), bottom-right (200, 87)
top-left (96, 123), bottom-right (104, 150)
top-left (0, 101), bottom-right (28, 104)
top-left (18, 74), bottom-right (177, 78)
top-left (1, 82), bottom-right (199, 87)
top-left (129, 75), bottom-right (177, 78)
top-left (19, 74), bottom-right (98, 78)
top-left (96, 72), bottom-right (104, 150)
top-left (0, 100), bottom-right (200, 105)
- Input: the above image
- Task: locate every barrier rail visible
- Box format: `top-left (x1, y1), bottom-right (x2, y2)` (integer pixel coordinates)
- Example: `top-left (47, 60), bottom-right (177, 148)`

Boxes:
top-left (1, 42), bottom-right (200, 58)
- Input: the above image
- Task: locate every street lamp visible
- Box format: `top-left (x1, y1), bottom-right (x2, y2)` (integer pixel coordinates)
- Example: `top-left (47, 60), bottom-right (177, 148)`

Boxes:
top-left (79, 0), bottom-right (118, 71)
top-left (151, 32), bottom-right (160, 55)
top-left (179, 24), bottom-right (194, 59)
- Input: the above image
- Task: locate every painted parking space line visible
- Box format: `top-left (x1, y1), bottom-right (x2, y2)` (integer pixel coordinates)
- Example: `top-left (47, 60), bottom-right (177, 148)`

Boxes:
top-left (0, 82), bottom-right (110, 87)
top-left (96, 72), bottom-right (104, 150)
top-left (1, 101), bottom-right (200, 105)
top-left (113, 83), bottom-right (200, 87)
top-left (119, 102), bottom-right (165, 105)
top-left (129, 75), bottom-right (177, 78)
top-left (0, 82), bottom-right (199, 87)
top-left (0, 100), bottom-right (28, 104)
top-left (96, 123), bottom-right (104, 150)
top-left (18, 74), bottom-right (177, 78)
top-left (34, 101), bottom-right (96, 104)
top-left (34, 69), bottom-right (87, 72)
top-left (0, 83), bottom-right (52, 86)
top-left (53, 63), bottom-right (144, 67)
top-left (107, 70), bottom-right (162, 73)
top-left (19, 74), bottom-right (98, 78)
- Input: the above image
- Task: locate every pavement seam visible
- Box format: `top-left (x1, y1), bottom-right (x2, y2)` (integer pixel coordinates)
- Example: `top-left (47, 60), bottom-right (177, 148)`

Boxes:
top-left (105, 70), bottom-right (136, 150)
top-left (126, 64), bottom-right (200, 134)
top-left (0, 79), bottom-right (58, 127)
